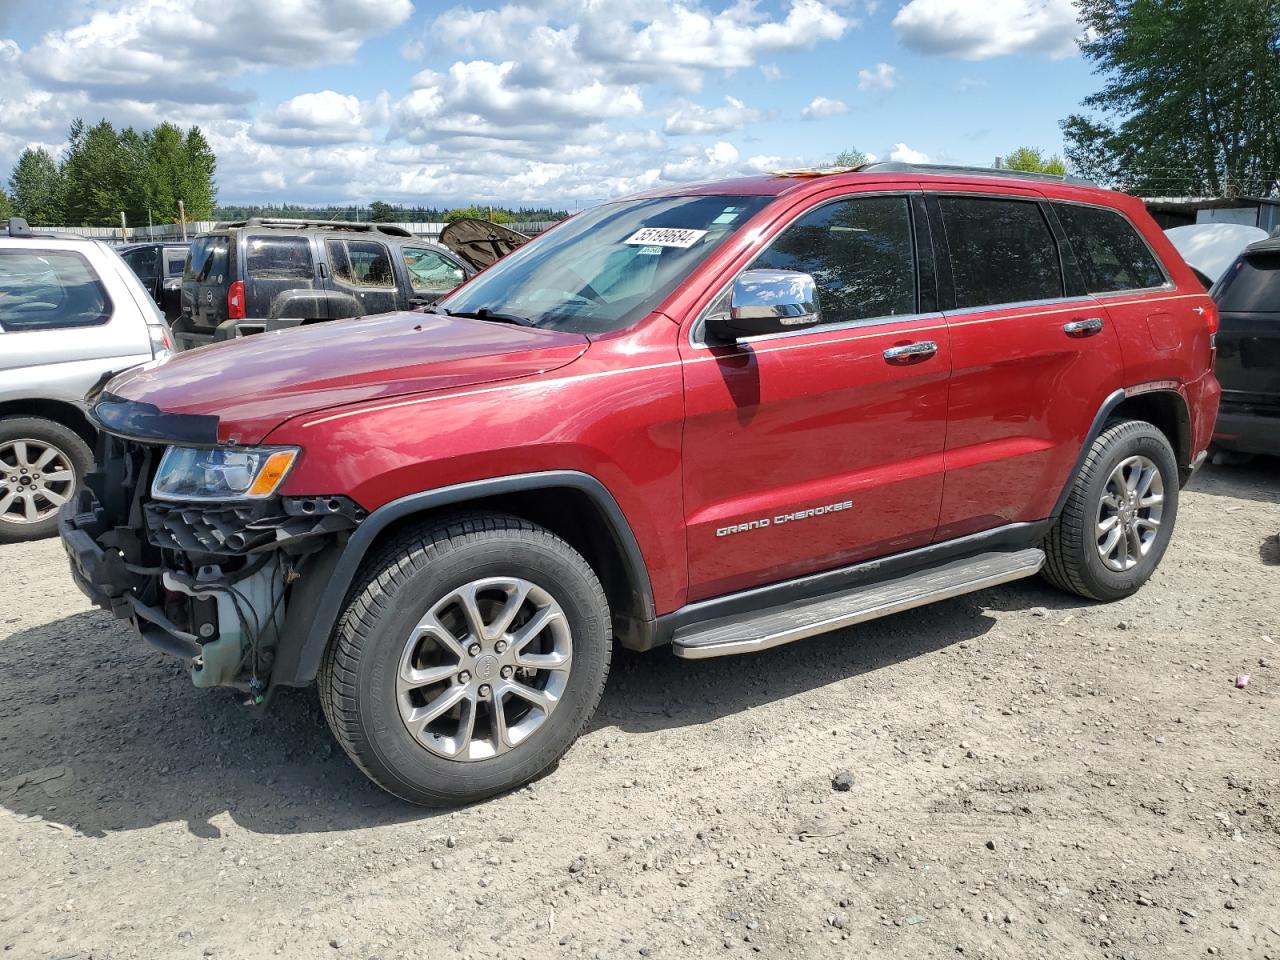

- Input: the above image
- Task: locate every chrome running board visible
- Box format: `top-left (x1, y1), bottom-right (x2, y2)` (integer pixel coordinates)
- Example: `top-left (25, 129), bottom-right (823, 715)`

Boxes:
top-left (671, 548), bottom-right (1045, 659)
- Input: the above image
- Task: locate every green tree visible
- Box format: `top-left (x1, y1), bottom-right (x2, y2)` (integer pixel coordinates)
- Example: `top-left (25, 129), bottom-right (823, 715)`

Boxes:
top-left (180, 126), bottom-right (217, 220)
top-left (1002, 146), bottom-right (1068, 176)
top-left (7, 147), bottom-right (63, 224)
top-left (367, 200), bottom-right (396, 222)
top-left (443, 206), bottom-right (514, 223)
top-left (1064, 0), bottom-right (1280, 196)
top-left (0, 190), bottom-right (13, 220)
top-left (833, 148), bottom-right (868, 167)
top-left (60, 119), bottom-right (133, 226)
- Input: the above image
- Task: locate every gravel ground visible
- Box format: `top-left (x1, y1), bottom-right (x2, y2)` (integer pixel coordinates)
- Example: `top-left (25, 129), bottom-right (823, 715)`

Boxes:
top-left (1, 460), bottom-right (1278, 960)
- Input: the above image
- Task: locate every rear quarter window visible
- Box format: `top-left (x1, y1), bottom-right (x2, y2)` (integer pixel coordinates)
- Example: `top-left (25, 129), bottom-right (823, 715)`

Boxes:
top-left (1216, 253), bottom-right (1280, 314)
top-left (0, 249), bottom-right (112, 332)
top-left (1053, 203), bottom-right (1167, 293)
top-left (245, 236), bottom-right (314, 280)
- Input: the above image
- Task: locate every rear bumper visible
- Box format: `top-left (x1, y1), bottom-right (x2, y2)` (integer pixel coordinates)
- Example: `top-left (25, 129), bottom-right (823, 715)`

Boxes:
top-left (173, 316), bottom-right (305, 351)
top-left (1214, 409), bottom-right (1280, 456)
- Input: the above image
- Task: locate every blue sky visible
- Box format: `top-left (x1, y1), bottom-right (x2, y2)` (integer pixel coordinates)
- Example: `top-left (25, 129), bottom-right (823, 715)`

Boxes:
top-left (0, 0), bottom-right (1095, 208)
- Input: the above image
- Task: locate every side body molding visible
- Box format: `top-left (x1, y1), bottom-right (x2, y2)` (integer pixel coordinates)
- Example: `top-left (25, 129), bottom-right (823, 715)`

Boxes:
top-left (269, 470), bottom-right (656, 690)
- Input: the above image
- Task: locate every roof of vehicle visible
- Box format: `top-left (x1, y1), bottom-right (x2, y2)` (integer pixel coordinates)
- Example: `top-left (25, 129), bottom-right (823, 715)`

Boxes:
top-left (118, 240), bottom-right (191, 250)
top-left (630, 162), bottom-right (1113, 203)
top-left (1244, 235), bottom-right (1280, 255)
top-left (2, 218), bottom-right (89, 241)
top-left (205, 217), bottom-right (413, 238)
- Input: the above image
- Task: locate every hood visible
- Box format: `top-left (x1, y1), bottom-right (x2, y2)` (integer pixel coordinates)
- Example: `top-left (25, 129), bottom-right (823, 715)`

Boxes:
top-left (104, 311), bottom-right (588, 443)
top-left (438, 219), bottom-right (529, 269)
top-left (1165, 223), bottom-right (1269, 287)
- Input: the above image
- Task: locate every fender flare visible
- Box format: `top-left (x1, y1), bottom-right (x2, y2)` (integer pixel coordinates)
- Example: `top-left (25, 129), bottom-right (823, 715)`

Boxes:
top-left (269, 470), bottom-right (656, 689)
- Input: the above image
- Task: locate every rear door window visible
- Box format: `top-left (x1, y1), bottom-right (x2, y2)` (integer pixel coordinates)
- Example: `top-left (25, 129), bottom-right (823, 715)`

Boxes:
top-left (0, 250), bottom-right (111, 331)
top-left (751, 195), bottom-right (918, 326)
top-left (327, 239), bottom-right (394, 287)
top-left (1053, 203), bottom-right (1166, 293)
top-left (402, 246), bottom-right (466, 292)
top-left (938, 196), bottom-right (1064, 308)
top-left (245, 236), bottom-right (314, 280)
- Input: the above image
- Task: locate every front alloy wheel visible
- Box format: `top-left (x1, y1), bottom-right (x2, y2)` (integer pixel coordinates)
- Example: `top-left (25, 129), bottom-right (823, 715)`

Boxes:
top-left (397, 577), bottom-right (573, 761)
top-left (0, 438), bottom-right (77, 526)
top-left (320, 512), bottom-right (611, 806)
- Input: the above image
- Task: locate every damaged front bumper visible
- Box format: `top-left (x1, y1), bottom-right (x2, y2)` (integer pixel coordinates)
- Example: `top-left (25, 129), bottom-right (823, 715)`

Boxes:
top-left (60, 431), bottom-right (364, 699)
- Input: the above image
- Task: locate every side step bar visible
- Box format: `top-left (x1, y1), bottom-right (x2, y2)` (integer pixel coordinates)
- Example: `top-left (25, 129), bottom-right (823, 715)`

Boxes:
top-left (672, 548), bottom-right (1045, 659)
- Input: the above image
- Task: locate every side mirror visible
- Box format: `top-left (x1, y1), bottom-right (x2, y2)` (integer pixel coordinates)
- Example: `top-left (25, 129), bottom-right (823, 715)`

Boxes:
top-left (705, 269), bottom-right (820, 342)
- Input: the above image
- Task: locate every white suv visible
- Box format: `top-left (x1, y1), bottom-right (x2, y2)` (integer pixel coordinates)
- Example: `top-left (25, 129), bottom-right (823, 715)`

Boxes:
top-left (0, 218), bottom-right (174, 542)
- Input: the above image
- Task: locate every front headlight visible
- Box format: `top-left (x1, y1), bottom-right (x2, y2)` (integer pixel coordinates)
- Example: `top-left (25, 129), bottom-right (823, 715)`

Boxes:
top-left (151, 445), bottom-right (300, 502)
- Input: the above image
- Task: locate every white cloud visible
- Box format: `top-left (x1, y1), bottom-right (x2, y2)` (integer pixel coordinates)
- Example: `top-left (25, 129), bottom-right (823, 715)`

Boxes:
top-left (665, 96), bottom-right (763, 136)
top-left (22, 0), bottom-right (414, 104)
top-left (760, 64), bottom-right (782, 81)
top-left (801, 96), bottom-right (848, 120)
top-left (252, 91), bottom-right (378, 146)
top-left (857, 62), bottom-right (896, 90)
top-left (892, 0), bottom-right (1081, 60)
top-left (889, 142), bottom-right (930, 163)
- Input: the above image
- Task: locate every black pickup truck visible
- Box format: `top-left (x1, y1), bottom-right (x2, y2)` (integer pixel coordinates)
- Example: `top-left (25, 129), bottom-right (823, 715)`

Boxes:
top-left (172, 218), bottom-right (526, 350)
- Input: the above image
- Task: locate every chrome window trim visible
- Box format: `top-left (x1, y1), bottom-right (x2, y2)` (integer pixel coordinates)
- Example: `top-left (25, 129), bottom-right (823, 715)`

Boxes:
top-left (1048, 198), bottom-right (1175, 295)
top-left (688, 189), bottom-right (921, 349)
top-left (942, 293), bottom-right (1095, 321)
top-left (730, 309), bottom-right (946, 346)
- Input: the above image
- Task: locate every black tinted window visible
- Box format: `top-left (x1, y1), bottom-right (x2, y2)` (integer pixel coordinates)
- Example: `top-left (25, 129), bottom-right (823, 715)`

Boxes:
top-left (245, 236), bottom-right (313, 280)
top-left (1054, 203), bottom-right (1165, 292)
top-left (753, 195), bottom-right (916, 325)
top-left (0, 250), bottom-right (110, 331)
top-left (1216, 253), bottom-right (1280, 313)
top-left (939, 197), bottom-right (1063, 308)
top-left (328, 239), bottom-right (394, 287)
top-left (185, 237), bottom-right (228, 282)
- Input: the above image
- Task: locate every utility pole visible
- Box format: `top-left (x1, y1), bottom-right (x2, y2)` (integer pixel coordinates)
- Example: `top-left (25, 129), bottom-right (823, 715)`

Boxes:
top-left (148, 209), bottom-right (154, 234)
top-left (120, 211), bottom-right (128, 242)
top-left (178, 200), bottom-right (187, 241)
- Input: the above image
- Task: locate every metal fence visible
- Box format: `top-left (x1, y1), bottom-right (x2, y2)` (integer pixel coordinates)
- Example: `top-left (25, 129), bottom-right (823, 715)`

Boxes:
top-left (31, 219), bottom-right (558, 245)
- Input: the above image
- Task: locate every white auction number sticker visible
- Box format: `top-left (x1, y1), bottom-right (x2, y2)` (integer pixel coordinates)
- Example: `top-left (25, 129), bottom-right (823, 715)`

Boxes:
top-left (622, 227), bottom-right (708, 248)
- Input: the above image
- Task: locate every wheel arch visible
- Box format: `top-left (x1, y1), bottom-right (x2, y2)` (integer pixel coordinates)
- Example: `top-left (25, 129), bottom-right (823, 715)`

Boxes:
top-left (270, 471), bottom-right (657, 692)
top-left (0, 398), bottom-right (97, 451)
top-left (1108, 387), bottom-right (1192, 469)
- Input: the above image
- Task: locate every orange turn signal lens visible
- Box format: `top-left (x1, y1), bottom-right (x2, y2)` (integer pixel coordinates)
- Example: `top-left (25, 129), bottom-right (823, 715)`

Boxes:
top-left (247, 449), bottom-right (298, 498)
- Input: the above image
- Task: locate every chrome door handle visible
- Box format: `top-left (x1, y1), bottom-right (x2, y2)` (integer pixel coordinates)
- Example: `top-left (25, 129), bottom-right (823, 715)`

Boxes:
top-left (1063, 317), bottom-right (1105, 338)
top-left (883, 340), bottom-right (938, 364)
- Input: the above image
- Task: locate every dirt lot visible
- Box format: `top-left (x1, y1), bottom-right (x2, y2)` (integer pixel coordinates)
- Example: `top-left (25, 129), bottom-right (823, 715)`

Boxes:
top-left (1, 461), bottom-right (1278, 960)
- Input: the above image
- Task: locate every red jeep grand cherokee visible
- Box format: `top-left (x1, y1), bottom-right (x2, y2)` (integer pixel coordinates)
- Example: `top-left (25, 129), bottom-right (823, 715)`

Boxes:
top-left (61, 163), bottom-right (1220, 805)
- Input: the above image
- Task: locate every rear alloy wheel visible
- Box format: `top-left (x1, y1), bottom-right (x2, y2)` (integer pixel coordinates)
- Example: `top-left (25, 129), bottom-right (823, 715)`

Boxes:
top-left (0, 417), bottom-right (94, 544)
top-left (320, 512), bottom-right (611, 806)
top-left (1042, 419), bottom-right (1179, 601)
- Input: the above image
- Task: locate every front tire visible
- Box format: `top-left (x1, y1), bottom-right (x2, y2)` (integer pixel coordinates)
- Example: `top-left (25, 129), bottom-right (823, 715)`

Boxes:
top-left (0, 416), bottom-right (93, 544)
top-left (1042, 419), bottom-right (1179, 601)
top-left (319, 512), bottom-right (611, 806)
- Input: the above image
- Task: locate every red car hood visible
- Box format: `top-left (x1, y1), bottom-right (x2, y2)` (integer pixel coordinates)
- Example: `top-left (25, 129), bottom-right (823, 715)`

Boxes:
top-left (106, 312), bottom-right (589, 443)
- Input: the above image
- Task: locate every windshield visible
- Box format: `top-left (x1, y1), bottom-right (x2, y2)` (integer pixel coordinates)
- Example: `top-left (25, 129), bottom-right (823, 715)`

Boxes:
top-left (437, 195), bottom-right (771, 333)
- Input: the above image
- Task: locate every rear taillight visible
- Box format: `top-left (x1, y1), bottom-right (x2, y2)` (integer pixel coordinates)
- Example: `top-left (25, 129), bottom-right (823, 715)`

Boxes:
top-left (1204, 301), bottom-right (1220, 336)
top-left (148, 324), bottom-right (174, 360)
top-left (227, 280), bottom-right (246, 320)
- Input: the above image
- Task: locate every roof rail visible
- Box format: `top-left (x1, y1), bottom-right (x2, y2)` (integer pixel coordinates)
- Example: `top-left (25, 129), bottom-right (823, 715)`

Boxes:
top-left (210, 217), bottom-right (413, 238)
top-left (859, 161), bottom-right (1096, 187)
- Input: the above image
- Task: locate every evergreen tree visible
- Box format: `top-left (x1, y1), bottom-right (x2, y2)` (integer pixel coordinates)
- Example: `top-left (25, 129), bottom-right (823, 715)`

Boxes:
top-left (181, 126), bottom-right (217, 221)
top-left (7, 147), bottom-right (63, 224)
top-left (60, 119), bottom-right (131, 226)
top-left (1002, 147), bottom-right (1068, 176)
top-left (0, 189), bottom-right (13, 220)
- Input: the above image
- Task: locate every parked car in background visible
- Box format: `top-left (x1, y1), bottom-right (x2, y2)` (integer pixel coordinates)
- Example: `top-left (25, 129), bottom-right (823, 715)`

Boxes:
top-left (437, 218), bottom-right (529, 269)
top-left (173, 219), bottom-right (474, 350)
top-left (0, 218), bottom-right (173, 542)
top-left (1165, 223), bottom-right (1268, 288)
top-left (60, 164), bottom-right (1218, 805)
top-left (118, 241), bottom-right (191, 321)
top-left (1210, 234), bottom-right (1280, 458)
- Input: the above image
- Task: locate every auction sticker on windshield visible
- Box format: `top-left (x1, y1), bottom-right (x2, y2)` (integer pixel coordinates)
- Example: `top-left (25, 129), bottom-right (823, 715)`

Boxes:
top-left (623, 228), bottom-right (708, 248)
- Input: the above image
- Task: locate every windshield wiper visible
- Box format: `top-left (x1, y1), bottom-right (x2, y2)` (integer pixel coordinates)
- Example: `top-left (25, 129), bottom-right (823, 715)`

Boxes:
top-left (430, 306), bottom-right (535, 327)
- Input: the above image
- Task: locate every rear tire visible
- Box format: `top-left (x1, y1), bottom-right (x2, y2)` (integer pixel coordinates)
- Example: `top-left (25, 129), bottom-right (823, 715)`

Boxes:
top-left (1041, 419), bottom-right (1179, 601)
top-left (319, 511), bottom-right (611, 806)
top-left (0, 416), bottom-right (93, 544)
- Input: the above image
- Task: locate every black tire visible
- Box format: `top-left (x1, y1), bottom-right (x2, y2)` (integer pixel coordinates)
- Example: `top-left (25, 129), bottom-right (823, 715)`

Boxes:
top-left (0, 416), bottom-right (94, 544)
top-left (319, 511), bottom-right (611, 806)
top-left (1042, 419), bottom-right (1179, 601)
